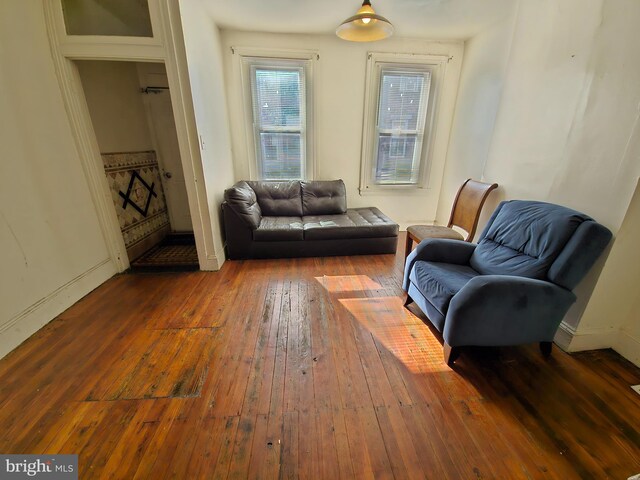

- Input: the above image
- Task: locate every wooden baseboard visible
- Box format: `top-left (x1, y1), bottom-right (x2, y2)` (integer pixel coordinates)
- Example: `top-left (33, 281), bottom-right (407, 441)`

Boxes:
top-left (0, 259), bottom-right (116, 359)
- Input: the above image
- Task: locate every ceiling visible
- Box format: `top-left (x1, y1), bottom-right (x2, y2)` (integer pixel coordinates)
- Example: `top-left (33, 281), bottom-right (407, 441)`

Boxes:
top-left (202, 0), bottom-right (515, 40)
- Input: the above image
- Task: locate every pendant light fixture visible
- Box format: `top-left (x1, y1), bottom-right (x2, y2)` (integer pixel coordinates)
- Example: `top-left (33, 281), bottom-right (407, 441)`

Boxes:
top-left (336, 0), bottom-right (394, 42)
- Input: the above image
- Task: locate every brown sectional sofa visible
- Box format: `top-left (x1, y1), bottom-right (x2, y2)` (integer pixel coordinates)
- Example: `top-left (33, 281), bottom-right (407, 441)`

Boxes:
top-left (222, 179), bottom-right (399, 259)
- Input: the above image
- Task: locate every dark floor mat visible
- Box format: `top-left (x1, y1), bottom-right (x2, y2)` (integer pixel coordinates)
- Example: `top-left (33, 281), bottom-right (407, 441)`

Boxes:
top-left (131, 234), bottom-right (199, 272)
top-left (162, 232), bottom-right (196, 245)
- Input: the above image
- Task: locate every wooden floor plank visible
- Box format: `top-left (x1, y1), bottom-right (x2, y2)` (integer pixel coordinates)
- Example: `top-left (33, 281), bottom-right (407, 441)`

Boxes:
top-left (279, 410), bottom-right (299, 480)
top-left (226, 414), bottom-right (255, 479)
top-left (297, 407), bottom-right (321, 480)
top-left (374, 404), bottom-right (425, 480)
top-left (0, 235), bottom-right (639, 479)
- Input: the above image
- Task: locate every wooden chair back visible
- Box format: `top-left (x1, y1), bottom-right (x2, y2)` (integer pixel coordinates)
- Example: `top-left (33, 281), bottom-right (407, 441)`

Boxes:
top-left (447, 179), bottom-right (498, 241)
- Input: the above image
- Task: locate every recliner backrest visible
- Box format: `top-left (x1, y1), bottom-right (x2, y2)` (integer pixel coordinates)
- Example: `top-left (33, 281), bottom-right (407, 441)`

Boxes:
top-left (469, 200), bottom-right (611, 289)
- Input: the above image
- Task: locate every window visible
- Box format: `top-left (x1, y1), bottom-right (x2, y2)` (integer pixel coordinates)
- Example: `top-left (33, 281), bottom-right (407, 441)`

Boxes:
top-left (375, 69), bottom-right (430, 184)
top-left (240, 54), bottom-right (315, 180)
top-left (361, 53), bottom-right (450, 193)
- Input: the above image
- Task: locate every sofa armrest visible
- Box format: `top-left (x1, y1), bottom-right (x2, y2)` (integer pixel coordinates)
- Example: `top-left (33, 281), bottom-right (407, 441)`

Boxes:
top-left (403, 239), bottom-right (476, 291)
top-left (444, 275), bottom-right (576, 347)
top-left (222, 202), bottom-right (254, 259)
top-left (224, 181), bottom-right (262, 229)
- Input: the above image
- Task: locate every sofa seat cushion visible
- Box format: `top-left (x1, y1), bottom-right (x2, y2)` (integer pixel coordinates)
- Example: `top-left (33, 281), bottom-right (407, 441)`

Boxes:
top-left (303, 208), bottom-right (399, 240)
top-left (253, 216), bottom-right (304, 241)
top-left (301, 179), bottom-right (347, 215)
top-left (247, 181), bottom-right (303, 216)
top-left (410, 261), bottom-right (479, 316)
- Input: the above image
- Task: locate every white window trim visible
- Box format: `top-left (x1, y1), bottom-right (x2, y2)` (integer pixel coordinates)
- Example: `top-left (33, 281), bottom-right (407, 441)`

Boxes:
top-left (360, 52), bottom-right (451, 195)
top-left (234, 47), bottom-right (317, 181)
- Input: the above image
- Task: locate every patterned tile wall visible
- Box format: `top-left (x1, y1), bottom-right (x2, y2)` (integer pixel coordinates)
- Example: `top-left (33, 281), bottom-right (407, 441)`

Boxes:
top-left (102, 151), bottom-right (170, 248)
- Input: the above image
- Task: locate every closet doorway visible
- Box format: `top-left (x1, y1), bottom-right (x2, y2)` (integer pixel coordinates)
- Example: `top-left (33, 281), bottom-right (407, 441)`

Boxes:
top-left (77, 60), bottom-right (198, 271)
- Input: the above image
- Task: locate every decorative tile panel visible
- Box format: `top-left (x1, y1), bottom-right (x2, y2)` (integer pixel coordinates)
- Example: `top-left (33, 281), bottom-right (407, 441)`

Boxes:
top-left (102, 151), bottom-right (170, 249)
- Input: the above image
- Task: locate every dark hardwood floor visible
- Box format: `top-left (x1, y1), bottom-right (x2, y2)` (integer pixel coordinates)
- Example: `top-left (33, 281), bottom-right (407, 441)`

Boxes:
top-left (1, 234), bottom-right (639, 479)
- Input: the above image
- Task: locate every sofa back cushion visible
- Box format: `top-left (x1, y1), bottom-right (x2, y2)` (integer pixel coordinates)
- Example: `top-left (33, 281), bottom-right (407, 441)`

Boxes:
top-left (248, 181), bottom-right (303, 216)
top-left (301, 180), bottom-right (347, 215)
top-left (224, 181), bottom-right (262, 229)
top-left (469, 200), bottom-right (592, 281)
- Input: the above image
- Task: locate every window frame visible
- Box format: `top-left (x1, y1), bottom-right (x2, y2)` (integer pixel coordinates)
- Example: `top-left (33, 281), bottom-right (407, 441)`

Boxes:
top-left (237, 48), bottom-right (317, 181)
top-left (360, 52), bottom-right (449, 194)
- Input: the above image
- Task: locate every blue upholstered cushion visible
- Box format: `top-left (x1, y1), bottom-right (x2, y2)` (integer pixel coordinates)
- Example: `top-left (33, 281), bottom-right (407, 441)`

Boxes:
top-left (409, 261), bottom-right (478, 316)
top-left (548, 219), bottom-right (612, 290)
top-left (470, 201), bottom-right (591, 280)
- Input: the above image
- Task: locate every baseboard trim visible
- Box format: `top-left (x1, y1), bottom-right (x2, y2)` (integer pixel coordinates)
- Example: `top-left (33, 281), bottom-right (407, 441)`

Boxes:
top-left (0, 259), bottom-right (116, 359)
top-left (201, 253), bottom-right (219, 271)
top-left (614, 329), bottom-right (640, 368)
top-left (554, 321), bottom-right (575, 351)
top-left (555, 320), bottom-right (619, 353)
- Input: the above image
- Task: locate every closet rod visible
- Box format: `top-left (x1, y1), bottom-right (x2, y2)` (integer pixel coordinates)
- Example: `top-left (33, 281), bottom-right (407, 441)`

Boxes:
top-left (140, 86), bottom-right (169, 94)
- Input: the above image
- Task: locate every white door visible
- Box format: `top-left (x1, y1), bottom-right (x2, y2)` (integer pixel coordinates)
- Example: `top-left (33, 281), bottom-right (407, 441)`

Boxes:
top-left (138, 65), bottom-right (193, 232)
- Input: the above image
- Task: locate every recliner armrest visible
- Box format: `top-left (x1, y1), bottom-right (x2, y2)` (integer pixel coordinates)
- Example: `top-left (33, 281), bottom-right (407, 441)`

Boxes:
top-left (403, 239), bottom-right (476, 291)
top-left (444, 275), bottom-right (576, 347)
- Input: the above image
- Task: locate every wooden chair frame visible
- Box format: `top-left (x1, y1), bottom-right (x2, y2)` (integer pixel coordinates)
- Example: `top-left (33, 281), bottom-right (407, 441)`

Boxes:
top-left (404, 178), bottom-right (498, 260)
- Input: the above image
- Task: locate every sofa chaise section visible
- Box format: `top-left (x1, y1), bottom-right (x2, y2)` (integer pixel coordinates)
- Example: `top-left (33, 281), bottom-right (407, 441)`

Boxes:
top-left (222, 180), bottom-right (399, 259)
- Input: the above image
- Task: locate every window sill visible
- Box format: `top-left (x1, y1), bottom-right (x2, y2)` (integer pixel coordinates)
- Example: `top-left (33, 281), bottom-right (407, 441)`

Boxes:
top-left (358, 185), bottom-right (431, 196)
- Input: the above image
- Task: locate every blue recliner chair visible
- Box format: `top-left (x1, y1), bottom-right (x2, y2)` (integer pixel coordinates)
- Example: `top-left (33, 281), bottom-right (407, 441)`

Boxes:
top-left (403, 200), bottom-right (612, 366)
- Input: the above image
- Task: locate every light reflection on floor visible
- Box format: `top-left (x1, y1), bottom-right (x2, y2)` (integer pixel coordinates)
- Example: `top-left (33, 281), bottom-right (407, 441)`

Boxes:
top-left (339, 296), bottom-right (450, 374)
top-left (314, 274), bottom-right (383, 293)
top-left (316, 274), bottom-right (447, 373)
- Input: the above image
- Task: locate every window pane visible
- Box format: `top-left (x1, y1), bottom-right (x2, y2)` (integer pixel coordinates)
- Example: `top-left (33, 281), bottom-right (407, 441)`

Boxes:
top-left (375, 135), bottom-right (419, 184)
top-left (260, 133), bottom-right (303, 180)
top-left (255, 69), bottom-right (301, 128)
top-left (377, 72), bottom-right (429, 131)
top-left (61, 0), bottom-right (153, 37)
top-left (247, 58), bottom-right (310, 181)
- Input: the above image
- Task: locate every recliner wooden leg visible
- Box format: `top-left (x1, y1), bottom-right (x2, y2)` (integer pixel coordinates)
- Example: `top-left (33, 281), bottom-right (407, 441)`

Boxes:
top-left (444, 342), bottom-right (460, 367)
top-left (404, 294), bottom-right (413, 307)
top-left (540, 341), bottom-right (552, 358)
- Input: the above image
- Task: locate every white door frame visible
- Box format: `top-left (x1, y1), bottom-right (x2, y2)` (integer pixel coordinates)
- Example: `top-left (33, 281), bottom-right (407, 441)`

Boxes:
top-left (43, 0), bottom-right (219, 271)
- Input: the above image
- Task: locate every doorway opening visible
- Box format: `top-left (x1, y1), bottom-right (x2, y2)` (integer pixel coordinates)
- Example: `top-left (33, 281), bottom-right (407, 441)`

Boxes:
top-left (76, 60), bottom-right (198, 271)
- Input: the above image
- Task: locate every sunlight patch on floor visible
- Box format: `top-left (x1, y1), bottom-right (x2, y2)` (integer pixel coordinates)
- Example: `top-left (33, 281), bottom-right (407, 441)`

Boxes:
top-left (339, 296), bottom-right (450, 373)
top-left (315, 274), bottom-right (383, 293)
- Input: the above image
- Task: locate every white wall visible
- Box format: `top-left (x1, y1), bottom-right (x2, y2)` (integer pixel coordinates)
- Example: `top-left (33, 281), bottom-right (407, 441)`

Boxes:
top-left (439, 0), bottom-right (640, 358)
top-left (179, 0), bottom-right (236, 265)
top-left (0, 1), bottom-right (116, 358)
top-left (220, 30), bottom-right (464, 228)
top-left (581, 179), bottom-right (640, 366)
top-left (481, 0), bottom-right (640, 232)
top-left (612, 180), bottom-right (640, 366)
top-left (619, 298), bottom-right (640, 368)
top-left (76, 60), bottom-right (154, 153)
top-left (436, 8), bottom-right (518, 228)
